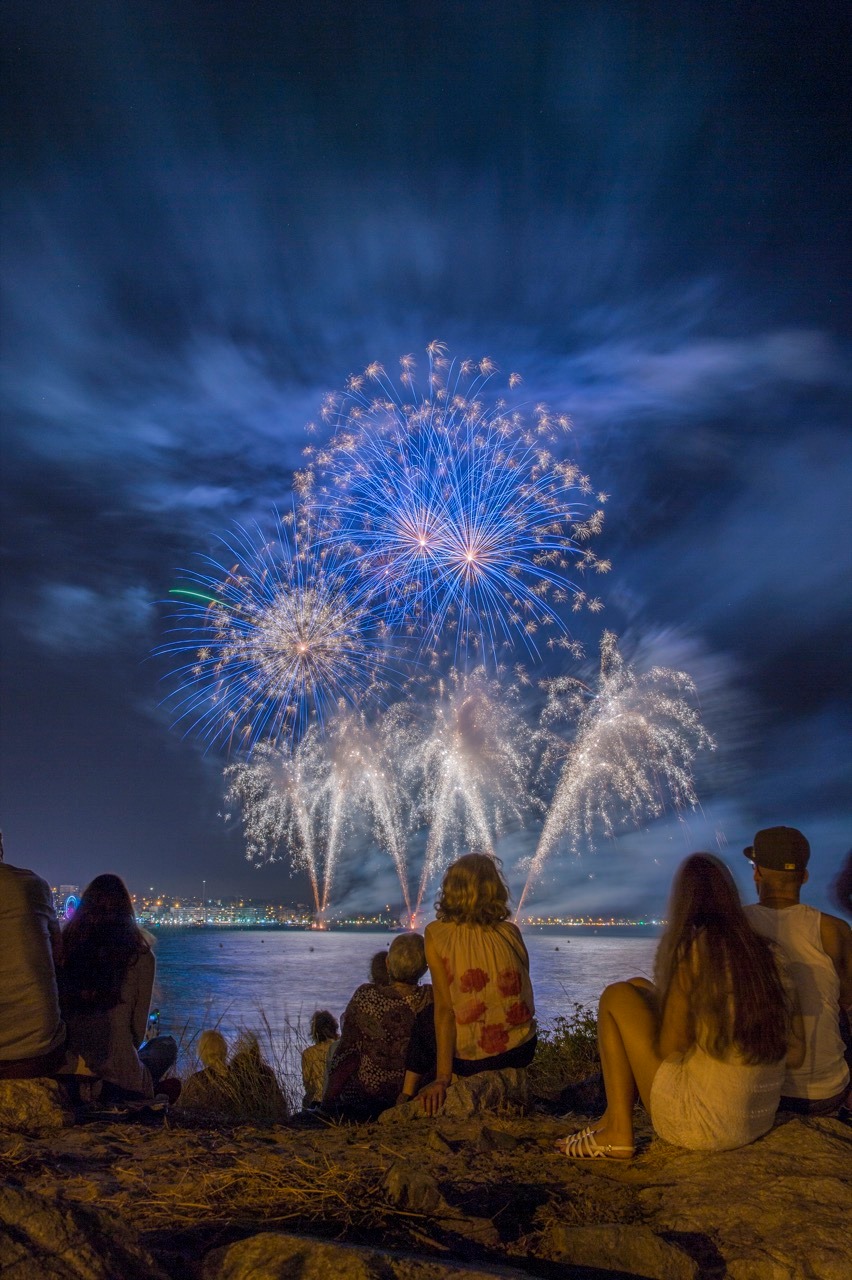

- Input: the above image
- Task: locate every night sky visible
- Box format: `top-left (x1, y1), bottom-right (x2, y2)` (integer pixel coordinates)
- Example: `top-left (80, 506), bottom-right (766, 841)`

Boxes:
top-left (2, 1), bottom-right (849, 915)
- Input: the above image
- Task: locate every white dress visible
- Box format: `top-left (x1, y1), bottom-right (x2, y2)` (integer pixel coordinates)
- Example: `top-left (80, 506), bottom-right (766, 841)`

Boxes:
top-left (650, 1039), bottom-right (785, 1151)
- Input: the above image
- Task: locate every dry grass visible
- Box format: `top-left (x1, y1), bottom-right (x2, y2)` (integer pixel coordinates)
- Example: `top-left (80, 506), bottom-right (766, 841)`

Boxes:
top-left (174, 1010), bottom-right (297, 1124)
top-left (97, 1148), bottom-right (404, 1236)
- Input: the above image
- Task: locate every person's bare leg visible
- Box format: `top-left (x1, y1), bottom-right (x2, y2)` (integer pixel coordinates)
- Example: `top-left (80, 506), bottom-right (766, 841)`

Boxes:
top-left (581, 980), bottom-right (662, 1154)
top-left (572, 977), bottom-right (658, 1136)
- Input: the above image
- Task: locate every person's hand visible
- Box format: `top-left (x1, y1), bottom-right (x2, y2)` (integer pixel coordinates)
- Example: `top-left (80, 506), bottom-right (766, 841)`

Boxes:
top-left (419, 1079), bottom-right (449, 1116)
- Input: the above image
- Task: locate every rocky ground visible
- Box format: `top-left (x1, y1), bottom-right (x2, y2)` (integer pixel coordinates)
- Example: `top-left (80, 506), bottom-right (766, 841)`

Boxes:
top-left (1, 1079), bottom-right (850, 1280)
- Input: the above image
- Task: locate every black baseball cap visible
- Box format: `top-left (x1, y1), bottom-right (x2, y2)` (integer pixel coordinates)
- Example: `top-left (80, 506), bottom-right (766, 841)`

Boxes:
top-left (743, 826), bottom-right (810, 873)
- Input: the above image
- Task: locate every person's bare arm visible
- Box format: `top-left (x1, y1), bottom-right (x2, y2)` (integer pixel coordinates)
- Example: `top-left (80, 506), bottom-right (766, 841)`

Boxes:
top-left (397, 1069), bottom-right (422, 1103)
top-left (419, 931), bottom-right (455, 1116)
top-left (820, 913), bottom-right (852, 1011)
top-left (657, 956), bottom-right (694, 1058)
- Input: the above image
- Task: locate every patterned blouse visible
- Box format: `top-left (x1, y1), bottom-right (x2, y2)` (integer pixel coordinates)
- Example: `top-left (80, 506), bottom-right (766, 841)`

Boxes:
top-left (425, 920), bottom-right (536, 1061)
top-left (322, 981), bottom-right (433, 1110)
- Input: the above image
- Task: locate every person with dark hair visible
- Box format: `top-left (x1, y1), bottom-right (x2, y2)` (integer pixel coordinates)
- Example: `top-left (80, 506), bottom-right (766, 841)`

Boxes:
top-left (743, 828), bottom-right (852, 1114)
top-left (322, 933), bottom-right (433, 1118)
top-left (369, 950), bottom-right (390, 985)
top-left (301, 1009), bottom-right (339, 1106)
top-left (229, 1032), bottom-right (288, 1122)
top-left (557, 853), bottom-right (804, 1159)
top-left (58, 874), bottom-right (179, 1102)
top-left (419, 853), bottom-right (536, 1117)
top-left (0, 836), bottom-right (66, 1079)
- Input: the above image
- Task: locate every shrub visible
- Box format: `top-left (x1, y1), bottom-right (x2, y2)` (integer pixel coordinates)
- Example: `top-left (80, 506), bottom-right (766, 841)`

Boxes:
top-left (528, 1003), bottom-right (599, 1098)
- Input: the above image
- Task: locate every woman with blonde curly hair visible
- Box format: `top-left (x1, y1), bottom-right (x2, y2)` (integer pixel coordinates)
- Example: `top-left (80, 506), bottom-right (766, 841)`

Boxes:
top-left (420, 853), bottom-right (536, 1115)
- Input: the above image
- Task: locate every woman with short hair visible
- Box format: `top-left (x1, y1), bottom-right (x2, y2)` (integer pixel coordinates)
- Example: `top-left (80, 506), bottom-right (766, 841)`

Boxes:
top-left (322, 932), bottom-right (433, 1118)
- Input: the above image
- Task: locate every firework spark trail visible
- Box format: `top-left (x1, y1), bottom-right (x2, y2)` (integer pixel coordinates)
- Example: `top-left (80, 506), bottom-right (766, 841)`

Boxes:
top-left (225, 745), bottom-right (322, 914)
top-left (298, 705), bottom-right (413, 917)
top-left (518, 632), bottom-right (715, 913)
top-left (301, 345), bottom-right (609, 666)
top-left (159, 512), bottom-right (393, 752)
top-left (403, 669), bottom-right (537, 915)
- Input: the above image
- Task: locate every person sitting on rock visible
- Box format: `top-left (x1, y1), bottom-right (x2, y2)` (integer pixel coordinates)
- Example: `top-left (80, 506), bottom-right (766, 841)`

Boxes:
top-left (323, 933), bottom-right (434, 1119)
top-left (301, 1010), bottom-right (339, 1107)
top-left (743, 828), bottom-right (852, 1115)
top-left (180, 1029), bottom-right (231, 1113)
top-left (228, 1032), bottom-right (289, 1122)
top-left (419, 853), bottom-right (537, 1117)
top-left (58, 874), bottom-right (180, 1104)
top-left (0, 835), bottom-right (66, 1080)
top-left (556, 853), bottom-right (804, 1159)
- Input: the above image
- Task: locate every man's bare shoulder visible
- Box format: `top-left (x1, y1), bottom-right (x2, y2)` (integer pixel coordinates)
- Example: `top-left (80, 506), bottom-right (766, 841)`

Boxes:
top-left (818, 910), bottom-right (852, 957)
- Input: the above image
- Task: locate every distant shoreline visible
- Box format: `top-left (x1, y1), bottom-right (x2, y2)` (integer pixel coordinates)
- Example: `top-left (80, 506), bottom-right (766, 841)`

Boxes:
top-left (142, 922), bottom-right (665, 937)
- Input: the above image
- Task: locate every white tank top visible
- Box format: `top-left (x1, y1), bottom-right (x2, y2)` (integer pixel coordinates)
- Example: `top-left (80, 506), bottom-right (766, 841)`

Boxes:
top-left (745, 902), bottom-right (849, 1100)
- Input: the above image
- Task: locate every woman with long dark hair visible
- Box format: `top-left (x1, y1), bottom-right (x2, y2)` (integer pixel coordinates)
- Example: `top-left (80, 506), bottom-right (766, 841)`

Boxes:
top-left (59, 874), bottom-right (178, 1102)
top-left (557, 853), bottom-right (804, 1157)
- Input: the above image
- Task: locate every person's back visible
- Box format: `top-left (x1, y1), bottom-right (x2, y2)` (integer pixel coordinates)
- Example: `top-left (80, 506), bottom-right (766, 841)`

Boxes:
top-left (58, 873), bottom-right (178, 1101)
top-left (743, 827), bottom-right (852, 1112)
top-left (0, 859), bottom-right (65, 1078)
top-left (323, 934), bottom-right (433, 1116)
top-left (302, 1010), bottom-right (339, 1107)
top-left (62, 948), bottom-right (156, 1097)
top-left (181, 1029), bottom-right (231, 1114)
top-left (229, 1035), bottom-right (288, 1121)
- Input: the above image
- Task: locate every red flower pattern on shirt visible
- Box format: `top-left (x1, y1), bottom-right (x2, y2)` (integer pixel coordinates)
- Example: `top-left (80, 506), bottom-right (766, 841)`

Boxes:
top-left (496, 968), bottom-right (522, 997)
top-left (479, 1023), bottom-right (510, 1055)
top-left (459, 967), bottom-right (489, 994)
top-left (505, 1000), bottom-right (532, 1027)
top-left (455, 999), bottom-right (487, 1025)
top-left (441, 955), bottom-right (454, 985)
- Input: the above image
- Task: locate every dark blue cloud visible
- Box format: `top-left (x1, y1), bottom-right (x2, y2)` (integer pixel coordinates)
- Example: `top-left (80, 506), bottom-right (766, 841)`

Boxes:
top-left (1, 0), bottom-right (848, 909)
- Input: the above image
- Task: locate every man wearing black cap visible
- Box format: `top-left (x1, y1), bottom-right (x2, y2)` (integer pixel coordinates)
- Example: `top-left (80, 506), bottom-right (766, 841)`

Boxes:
top-left (743, 827), bottom-right (852, 1115)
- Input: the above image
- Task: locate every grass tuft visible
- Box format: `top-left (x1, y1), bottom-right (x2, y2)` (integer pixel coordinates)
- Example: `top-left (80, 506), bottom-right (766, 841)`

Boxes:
top-left (528, 1003), bottom-right (599, 1099)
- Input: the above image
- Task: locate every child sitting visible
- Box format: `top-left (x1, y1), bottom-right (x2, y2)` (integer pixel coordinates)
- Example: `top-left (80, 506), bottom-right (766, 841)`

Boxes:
top-left (301, 1010), bottom-right (339, 1107)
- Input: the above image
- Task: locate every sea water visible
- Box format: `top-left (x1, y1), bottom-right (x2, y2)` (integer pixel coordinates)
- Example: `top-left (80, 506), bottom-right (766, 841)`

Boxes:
top-left (150, 927), bottom-right (660, 1086)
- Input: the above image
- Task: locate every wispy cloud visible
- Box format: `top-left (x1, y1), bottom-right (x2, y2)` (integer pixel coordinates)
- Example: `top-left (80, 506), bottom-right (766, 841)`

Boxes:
top-left (18, 583), bottom-right (154, 655)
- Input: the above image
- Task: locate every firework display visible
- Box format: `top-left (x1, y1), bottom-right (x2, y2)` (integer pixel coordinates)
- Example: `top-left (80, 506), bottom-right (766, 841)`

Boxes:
top-left (301, 343), bottom-right (610, 663)
top-left (163, 347), bottom-right (714, 913)
top-left (404, 670), bottom-right (537, 915)
top-left (518, 632), bottom-right (715, 911)
top-left (160, 513), bottom-right (393, 752)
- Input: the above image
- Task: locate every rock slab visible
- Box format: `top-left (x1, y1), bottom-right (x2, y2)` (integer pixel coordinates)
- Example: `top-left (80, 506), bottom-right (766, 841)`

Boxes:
top-left (203, 1231), bottom-right (531, 1280)
top-left (0, 1078), bottom-right (69, 1133)
top-left (547, 1223), bottom-right (699, 1280)
top-left (0, 1184), bottom-right (168, 1280)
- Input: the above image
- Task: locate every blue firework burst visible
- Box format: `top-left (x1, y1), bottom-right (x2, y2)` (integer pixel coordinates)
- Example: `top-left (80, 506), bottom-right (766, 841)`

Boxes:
top-left (158, 512), bottom-right (394, 753)
top-left (303, 345), bottom-right (609, 665)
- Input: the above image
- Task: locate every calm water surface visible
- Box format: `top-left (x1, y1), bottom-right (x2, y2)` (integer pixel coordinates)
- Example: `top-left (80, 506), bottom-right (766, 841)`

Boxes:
top-left (150, 928), bottom-right (659, 1082)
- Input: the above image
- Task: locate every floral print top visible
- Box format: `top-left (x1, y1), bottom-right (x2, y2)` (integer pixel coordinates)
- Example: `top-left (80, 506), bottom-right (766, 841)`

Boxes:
top-left (425, 920), bottom-right (535, 1061)
top-left (323, 982), bottom-right (433, 1109)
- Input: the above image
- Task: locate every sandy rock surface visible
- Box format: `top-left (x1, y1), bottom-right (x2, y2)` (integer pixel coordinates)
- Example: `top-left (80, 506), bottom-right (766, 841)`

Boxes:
top-left (0, 1078), bottom-right (69, 1133)
top-left (1, 1104), bottom-right (849, 1279)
